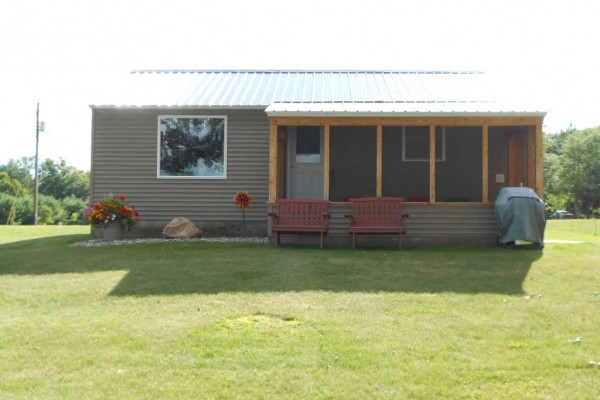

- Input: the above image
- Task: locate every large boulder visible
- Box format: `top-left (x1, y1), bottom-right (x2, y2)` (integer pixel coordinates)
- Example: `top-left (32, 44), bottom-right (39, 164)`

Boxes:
top-left (162, 217), bottom-right (202, 239)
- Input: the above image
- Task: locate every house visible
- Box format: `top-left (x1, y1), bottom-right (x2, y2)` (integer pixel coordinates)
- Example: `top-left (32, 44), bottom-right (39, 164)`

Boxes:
top-left (90, 69), bottom-right (546, 245)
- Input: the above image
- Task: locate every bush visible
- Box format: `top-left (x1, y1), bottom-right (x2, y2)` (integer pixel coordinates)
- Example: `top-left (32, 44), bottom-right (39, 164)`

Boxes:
top-left (0, 193), bottom-right (88, 225)
top-left (61, 196), bottom-right (88, 224)
top-left (0, 193), bottom-right (16, 224)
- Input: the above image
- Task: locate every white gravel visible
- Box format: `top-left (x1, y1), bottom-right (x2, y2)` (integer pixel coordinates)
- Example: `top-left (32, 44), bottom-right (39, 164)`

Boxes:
top-left (71, 237), bottom-right (270, 247)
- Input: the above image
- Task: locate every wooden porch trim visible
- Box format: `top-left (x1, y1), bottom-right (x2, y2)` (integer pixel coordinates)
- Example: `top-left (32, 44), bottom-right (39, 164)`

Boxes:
top-left (323, 125), bottom-right (330, 200)
top-left (429, 125), bottom-right (436, 203)
top-left (535, 122), bottom-right (544, 197)
top-left (268, 122), bottom-right (278, 203)
top-left (527, 126), bottom-right (536, 189)
top-left (376, 125), bottom-right (383, 197)
top-left (270, 116), bottom-right (544, 127)
top-left (277, 127), bottom-right (286, 198)
top-left (482, 125), bottom-right (489, 203)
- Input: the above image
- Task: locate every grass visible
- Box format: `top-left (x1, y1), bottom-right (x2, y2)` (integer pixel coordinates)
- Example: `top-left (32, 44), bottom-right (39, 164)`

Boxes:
top-left (546, 219), bottom-right (600, 241)
top-left (0, 223), bottom-right (598, 399)
top-left (0, 225), bottom-right (88, 244)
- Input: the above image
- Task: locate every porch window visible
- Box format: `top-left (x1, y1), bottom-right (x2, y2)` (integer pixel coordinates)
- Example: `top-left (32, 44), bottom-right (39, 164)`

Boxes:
top-left (382, 126), bottom-right (429, 200)
top-left (402, 126), bottom-right (445, 161)
top-left (295, 126), bottom-right (321, 163)
top-left (158, 116), bottom-right (226, 178)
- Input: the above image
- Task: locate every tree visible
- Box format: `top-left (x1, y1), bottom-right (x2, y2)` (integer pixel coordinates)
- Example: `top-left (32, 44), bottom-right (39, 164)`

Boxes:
top-left (0, 157), bottom-right (34, 194)
top-left (38, 159), bottom-right (90, 200)
top-left (0, 193), bottom-right (33, 225)
top-left (0, 158), bottom-right (90, 225)
top-left (543, 134), bottom-right (569, 211)
top-left (0, 172), bottom-right (27, 196)
top-left (558, 127), bottom-right (600, 214)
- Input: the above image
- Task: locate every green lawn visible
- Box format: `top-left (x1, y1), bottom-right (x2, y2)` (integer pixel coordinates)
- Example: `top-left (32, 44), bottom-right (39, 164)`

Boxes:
top-left (0, 223), bottom-right (598, 399)
top-left (546, 219), bottom-right (600, 241)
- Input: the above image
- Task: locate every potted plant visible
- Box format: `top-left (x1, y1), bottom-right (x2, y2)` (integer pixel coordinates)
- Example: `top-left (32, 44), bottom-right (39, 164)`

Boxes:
top-left (84, 194), bottom-right (140, 240)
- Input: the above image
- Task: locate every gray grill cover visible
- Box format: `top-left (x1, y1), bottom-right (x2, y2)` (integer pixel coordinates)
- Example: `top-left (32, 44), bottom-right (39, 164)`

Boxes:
top-left (495, 187), bottom-right (546, 246)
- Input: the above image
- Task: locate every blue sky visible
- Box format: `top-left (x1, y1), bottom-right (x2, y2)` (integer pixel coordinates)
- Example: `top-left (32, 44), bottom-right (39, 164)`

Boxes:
top-left (1, 0), bottom-right (598, 170)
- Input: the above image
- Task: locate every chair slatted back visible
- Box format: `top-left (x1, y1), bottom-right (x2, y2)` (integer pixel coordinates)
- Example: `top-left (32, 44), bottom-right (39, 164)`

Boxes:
top-left (349, 197), bottom-right (406, 227)
top-left (276, 200), bottom-right (329, 226)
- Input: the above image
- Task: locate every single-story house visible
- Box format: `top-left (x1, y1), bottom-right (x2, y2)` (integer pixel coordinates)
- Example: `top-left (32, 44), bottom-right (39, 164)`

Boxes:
top-left (90, 69), bottom-right (546, 245)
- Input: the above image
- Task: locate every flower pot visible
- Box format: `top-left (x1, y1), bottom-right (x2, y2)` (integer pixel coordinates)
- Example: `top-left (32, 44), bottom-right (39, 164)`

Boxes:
top-left (102, 223), bottom-right (123, 241)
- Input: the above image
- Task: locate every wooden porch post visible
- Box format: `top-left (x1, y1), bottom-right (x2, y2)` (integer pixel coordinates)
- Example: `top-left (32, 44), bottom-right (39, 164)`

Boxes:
top-left (482, 125), bottom-right (489, 203)
top-left (527, 126), bottom-right (535, 189)
top-left (429, 125), bottom-right (436, 203)
top-left (268, 121), bottom-right (278, 203)
top-left (323, 125), bottom-right (330, 200)
top-left (535, 121), bottom-right (544, 197)
top-left (376, 125), bottom-right (382, 197)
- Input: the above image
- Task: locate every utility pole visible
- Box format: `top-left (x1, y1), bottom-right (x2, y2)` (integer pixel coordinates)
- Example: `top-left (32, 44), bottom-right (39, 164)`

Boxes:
top-left (33, 102), bottom-right (40, 225)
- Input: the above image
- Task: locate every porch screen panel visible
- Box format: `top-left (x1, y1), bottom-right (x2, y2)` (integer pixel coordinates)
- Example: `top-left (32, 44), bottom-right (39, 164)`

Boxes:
top-left (382, 126), bottom-right (429, 200)
top-left (329, 126), bottom-right (376, 201)
top-left (435, 126), bottom-right (482, 202)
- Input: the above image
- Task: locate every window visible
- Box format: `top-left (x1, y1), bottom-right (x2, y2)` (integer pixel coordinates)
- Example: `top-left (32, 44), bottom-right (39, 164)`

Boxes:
top-left (295, 126), bottom-right (321, 163)
top-left (402, 126), bottom-right (445, 161)
top-left (158, 116), bottom-right (226, 178)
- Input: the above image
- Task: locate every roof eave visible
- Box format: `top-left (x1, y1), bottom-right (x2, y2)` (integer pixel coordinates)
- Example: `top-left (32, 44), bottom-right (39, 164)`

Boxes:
top-left (265, 111), bottom-right (548, 118)
top-left (89, 104), bottom-right (269, 110)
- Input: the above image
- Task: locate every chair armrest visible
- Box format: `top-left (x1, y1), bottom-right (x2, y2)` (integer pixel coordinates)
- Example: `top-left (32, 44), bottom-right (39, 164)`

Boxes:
top-left (267, 212), bottom-right (279, 224)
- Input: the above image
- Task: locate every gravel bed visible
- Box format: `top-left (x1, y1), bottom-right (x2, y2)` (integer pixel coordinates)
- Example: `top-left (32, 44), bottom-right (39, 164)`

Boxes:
top-left (71, 237), bottom-right (270, 247)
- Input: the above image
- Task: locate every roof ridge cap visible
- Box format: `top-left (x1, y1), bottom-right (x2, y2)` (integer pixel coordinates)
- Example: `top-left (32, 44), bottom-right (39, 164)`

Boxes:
top-left (131, 69), bottom-right (483, 75)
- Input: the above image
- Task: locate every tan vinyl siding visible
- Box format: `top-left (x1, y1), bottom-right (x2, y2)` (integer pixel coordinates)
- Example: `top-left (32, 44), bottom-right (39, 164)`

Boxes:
top-left (91, 108), bottom-right (269, 227)
top-left (301, 204), bottom-right (498, 245)
top-left (267, 204), bottom-right (497, 246)
top-left (326, 204), bottom-right (496, 238)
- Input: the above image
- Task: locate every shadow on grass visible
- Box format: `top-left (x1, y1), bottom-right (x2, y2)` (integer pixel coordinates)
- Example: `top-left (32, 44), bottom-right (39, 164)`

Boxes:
top-left (0, 236), bottom-right (543, 296)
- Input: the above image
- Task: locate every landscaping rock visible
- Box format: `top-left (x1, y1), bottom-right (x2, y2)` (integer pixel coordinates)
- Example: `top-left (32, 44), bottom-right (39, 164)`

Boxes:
top-left (162, 217), bottom-right (202, 238)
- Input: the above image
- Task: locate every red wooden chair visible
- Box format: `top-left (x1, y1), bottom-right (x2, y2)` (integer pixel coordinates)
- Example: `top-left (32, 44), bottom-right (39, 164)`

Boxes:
top-left (268, 199), bottom-right (330, 249)
top-left (345, 197), bottom-right (409, 249)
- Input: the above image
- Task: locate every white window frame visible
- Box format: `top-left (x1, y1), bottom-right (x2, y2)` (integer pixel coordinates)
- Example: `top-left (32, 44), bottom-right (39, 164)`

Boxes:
top-left (157, 115), bottom-right (227, 179)
top-left (402, 126), bottom-right (446, 162)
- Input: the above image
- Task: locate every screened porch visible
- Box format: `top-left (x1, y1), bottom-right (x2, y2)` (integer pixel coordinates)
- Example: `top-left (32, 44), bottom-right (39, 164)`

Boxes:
top-left (268, 117), bottom-right (544, 206)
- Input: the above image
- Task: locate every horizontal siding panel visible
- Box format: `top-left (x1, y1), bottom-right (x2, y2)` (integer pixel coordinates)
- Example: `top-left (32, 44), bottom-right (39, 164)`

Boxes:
top-left (322, 205), bottom-right (498, 239)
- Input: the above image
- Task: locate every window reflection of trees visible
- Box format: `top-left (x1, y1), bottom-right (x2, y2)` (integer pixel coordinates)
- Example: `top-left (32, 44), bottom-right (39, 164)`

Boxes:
top-left (159, 117), bottom-right (225, 177)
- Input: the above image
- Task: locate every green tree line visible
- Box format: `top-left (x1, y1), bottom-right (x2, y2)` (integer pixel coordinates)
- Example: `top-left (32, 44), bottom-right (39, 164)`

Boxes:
top-left (0, 157), bottom-right (89, 225)
top-left (544, 125), bottom-right (600, 216)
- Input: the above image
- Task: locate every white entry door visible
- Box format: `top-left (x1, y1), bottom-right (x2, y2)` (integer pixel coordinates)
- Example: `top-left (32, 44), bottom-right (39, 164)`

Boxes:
top-left (287, 126), bottom-right (323, 199)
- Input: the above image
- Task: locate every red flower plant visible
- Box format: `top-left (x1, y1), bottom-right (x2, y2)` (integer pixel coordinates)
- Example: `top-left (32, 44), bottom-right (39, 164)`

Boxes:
top-left (84, 194), bottom-right (140, 231)
top-left (234, 191), bottom-right (252, 235)
top-left (234, 191), bottom-right (253, 210)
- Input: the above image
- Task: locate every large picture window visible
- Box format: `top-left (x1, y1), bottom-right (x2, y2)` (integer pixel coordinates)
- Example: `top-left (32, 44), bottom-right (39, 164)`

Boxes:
top-left (158, 116), bottom-right (226, 178)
